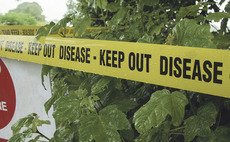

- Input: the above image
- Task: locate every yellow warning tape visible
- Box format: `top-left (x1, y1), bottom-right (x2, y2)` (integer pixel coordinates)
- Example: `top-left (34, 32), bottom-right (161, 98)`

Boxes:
top-left (0, 26), bottom-right (106, 36)
top-left (0, 35), bottom-right (229, 98)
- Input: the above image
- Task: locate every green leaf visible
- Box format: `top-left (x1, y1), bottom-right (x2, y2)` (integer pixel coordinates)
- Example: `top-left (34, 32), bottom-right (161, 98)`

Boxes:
top-left (53, 89), bottom-right (88, 123)
top-left (138, 0), bottom-right (159, 11)
top-left (31, 115), bottom-right (50, 133)
top-left (205, 12), bottom-right (230, 22)
top-left (91, 77), bottom-right (111, 95)
top-left (184, 102), bottom-right (218, 142)
top-left (133, 89), bottom-right (188, 134)
top-left (102, 90), bottom-right (138, 113)
top-left (79, 105), bottom-right (131, 142)
top-left (11, 113), bottom-right (37, 135)
top-left (135, 122), bottom-right (170, 142)
top-left (74, 16), bottom-right (92, 37)
top-left (54, 122), bottom-right (79, 142)
top-left (220, 0), bottom-right (226, 5)
top-left (213, 34), bottom-right (230, 49)
top-left (172, 19), bottom-right (216, 48)
top-left (28, 135), bottom-right (41, 142)
top-left (135, 128), bottom-right (158, 142)
top-left (176, 3), bottom-right (201, 21)
top-left (49, 14), bottom-right (73, 36)
top-left (106, 2), bottom-right (120, 12)
top-left (8, 129), bottom-right (33, 142)
top-left (137, 34), bottom-right (154, 43)
top-left (35, 21), bottom-right (55, 39)
top-left (97, 0), bottom-right (108, 9)
top-left (108, 7), bottom-right (128, 26)
top-left (44, 85), bottom-right (67, 114)
top-left (197, 126), bottom-right (230, 142)
top-left (41, 65), bottom-right (52, 90)
top-left (149, 23), bottom-right (165, 36)
top-left (225, 2), bottom-right (230, 12)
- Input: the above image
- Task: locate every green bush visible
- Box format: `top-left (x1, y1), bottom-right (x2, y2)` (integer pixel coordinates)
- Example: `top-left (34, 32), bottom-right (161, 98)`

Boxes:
top-left (0, 12), bottom-right (37, 25)
top-left (9, 0), bottom-right (230, 142)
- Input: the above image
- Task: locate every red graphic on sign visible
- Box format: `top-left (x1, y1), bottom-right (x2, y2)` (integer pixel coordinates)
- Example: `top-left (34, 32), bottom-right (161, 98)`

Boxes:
top-left (0, 59), bottom-right (16, 129)
top-left (0, 138), bottom-right (8, 142)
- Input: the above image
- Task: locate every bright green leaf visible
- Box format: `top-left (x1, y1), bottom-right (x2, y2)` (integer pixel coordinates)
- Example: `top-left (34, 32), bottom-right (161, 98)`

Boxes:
top-left (97, 0), bottom-right (108, 9)
top-left (91, 77), bottom-right (111, 95)
top-left (44, 86), bottom-right (67, 114)
top-left (149, 23), bottom-right (164, 36)
top-left (133, 89), bottom-right (188, 134)
top-left (108, 7), bottom-right (128, 26)
top-left (106, 2), bottom-right (120, 12)
top-left (54, 122), bottom-right (79, 142)
top-left (206, 12), bottom-right (230, 22)
top-left (35, 21), bottom-right (55, 40)
top-left (79, 105), bottom-right (131, 142)
top-left (53, 89), bottom-right (88, 123)
top-left (8, 129), bottom-right (33, 142)
top-left (176, 3), bottom-right (201, 21)
top-left (137, 33), bottom-right (154, 43)
top-left (49, 14), bottom-right (73, 36)
top-left (74, 16), bottom-right (92, 37)
top-left (172, 19), bottom-right (216, 48)
top-left (31, 115), bottom-right (50, 133)
top-left (11, 113), bottom-right (36, 135)
top-left (41, 65), bottom-right (52, 90)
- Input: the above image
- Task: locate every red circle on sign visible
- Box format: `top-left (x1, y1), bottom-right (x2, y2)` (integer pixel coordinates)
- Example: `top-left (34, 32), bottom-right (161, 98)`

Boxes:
top-left (0, 59), bottom-right (16, 129)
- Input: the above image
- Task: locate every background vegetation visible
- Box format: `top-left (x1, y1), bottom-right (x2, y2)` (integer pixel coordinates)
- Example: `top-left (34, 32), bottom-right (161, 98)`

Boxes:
top-left (9, 0), bottom-right (230, 142)
top-left (0, 2), bottom-right (46, 25)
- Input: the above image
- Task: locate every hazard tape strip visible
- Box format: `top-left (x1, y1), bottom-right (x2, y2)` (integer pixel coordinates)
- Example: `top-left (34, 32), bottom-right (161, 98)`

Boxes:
top-left (0, 26), bottom-right (106, 36)
top-left (0, 35), bottom-right (229, 98)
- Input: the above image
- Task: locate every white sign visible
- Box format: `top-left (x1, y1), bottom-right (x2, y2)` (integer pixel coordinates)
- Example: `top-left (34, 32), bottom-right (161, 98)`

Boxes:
top-left (0, 58), bottom-right (55, 141)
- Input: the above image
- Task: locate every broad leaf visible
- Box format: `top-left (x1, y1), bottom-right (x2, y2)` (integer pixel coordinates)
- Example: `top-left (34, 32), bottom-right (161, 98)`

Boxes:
top-left (137, 34), bottom-right (154, 43)
top-left (8, 129), bottom-right (33, 142)
top-left (53, 89), bottom-right (88, 123)
top-left (197, 126), bottom-right (230, 142)
top-left (41, 65), bottom-right (52, 90)
top-left (35, 21), bottom-right (55, 39)
top-left (74, 16), bottom-right (92, 37)
top-left (49, 14), bottom-right (73, 36)
top-left (31, 115), bottom-right (50, 133)
top-left (108, 7), bottom-right (128, 26)
top-left (101, 90), bottom-right (138, 113)
top-left (79, 105), bottom-right (131, 142)
top-left (135, 122), bottom-right (170, 142)
top-left (138, 0), bottom-right (159, 11)
top-left (184, 103), bottom-right (218, 142)
top-left (205, 12), bottom-right (230, 22)
top-left (133, 89), bottom-right (188, 134)
top-left (149, 23), bottom-right (165, 36)
top-left (106, 2), bottom-right (120, 12)
top-left (53, 122), bottom-right (79, 142)
top-left (91, 77), bottom-right (111, 95)
top-left (44, 85), bottom-right (67, 114)
top-left (172, 19), bottom-right (216, 48)
top-left (176, 3), bottom-right (201, 21)
top-left (11, 113), bottom-right (37, 135)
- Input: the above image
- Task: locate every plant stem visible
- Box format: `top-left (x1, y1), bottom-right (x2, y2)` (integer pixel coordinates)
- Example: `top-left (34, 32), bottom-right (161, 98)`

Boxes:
top-left (170, 132), bottom-right (184, 135)
top-left (169, 126), bottom-right (185, 132)
top-left (37, 130), bottom-right (50, 141)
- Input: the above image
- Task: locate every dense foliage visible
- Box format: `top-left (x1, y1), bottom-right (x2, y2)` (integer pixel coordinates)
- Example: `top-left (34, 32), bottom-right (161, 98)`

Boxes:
top-left (0, 2), bottom-right (46, 26)
top-left (9, 0), bottom-right (230, 142)
top-left (0, 12), bottom-right (37, 25)
top-left (9, 2), bottom-right (45, 22)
